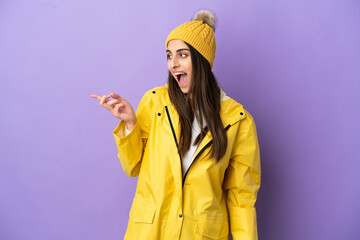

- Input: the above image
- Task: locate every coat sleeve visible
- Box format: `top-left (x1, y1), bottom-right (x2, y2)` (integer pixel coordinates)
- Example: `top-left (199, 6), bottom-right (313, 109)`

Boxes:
top-left (223, 109), bottom-right (261, 240)
top-left (112, 90), bottom-right (154, 177)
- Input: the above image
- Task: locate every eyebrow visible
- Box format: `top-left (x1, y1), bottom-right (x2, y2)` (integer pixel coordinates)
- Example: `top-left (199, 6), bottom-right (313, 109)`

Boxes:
top-left (166, 48), bottom-right (190, 53)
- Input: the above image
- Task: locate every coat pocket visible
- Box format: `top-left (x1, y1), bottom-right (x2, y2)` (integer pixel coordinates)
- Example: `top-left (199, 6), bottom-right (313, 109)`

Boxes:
top-left (129, 198), bottom-right (156, 224)
top-left (195, 216), bottom-right (229, 239)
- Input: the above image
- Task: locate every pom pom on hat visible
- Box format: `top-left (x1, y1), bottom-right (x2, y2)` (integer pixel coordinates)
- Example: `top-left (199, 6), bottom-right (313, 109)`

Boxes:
top-left (192, 9), bottom-right (216, 32)
top-left (166, 9), bottom-right (217, 68)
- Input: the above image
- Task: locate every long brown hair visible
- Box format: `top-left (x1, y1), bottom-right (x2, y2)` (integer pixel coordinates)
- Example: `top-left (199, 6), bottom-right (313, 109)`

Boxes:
top-left (168, 42), bottom-right (227, 161)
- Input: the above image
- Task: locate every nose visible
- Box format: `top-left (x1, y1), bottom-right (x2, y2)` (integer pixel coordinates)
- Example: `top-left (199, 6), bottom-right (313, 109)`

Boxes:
top-left (169, 56), bottom-right (179, 69)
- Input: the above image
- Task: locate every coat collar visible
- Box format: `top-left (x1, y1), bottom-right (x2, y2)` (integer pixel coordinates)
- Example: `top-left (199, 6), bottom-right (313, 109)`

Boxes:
top-left (162, 83), bottom-right (246, 127)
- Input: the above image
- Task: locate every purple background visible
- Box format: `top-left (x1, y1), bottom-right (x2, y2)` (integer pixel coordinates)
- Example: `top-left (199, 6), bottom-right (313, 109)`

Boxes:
top-left (1, 0), bottom-right (359, 239)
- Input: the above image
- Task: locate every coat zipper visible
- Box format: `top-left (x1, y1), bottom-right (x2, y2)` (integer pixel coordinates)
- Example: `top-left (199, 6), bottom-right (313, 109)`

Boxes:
top-left (165, 106), bottom-right (183, 177)
top-left (165, 106), bottom-right (231, 187)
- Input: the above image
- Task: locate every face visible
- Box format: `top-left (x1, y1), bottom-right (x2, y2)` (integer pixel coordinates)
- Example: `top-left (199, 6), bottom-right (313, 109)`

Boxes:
top-left (167, 39), bottom-right (192, 93)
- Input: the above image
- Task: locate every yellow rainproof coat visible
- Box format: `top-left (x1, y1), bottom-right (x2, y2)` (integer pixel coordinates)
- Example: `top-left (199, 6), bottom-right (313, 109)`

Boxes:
top-left (113, 84), bottom-right (261, 240)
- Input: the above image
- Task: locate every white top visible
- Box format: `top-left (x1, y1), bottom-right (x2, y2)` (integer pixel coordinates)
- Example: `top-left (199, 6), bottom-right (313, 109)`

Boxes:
top-left (124, 89), bottom-right (229, 177)
top-left (181, 111), bottom-right (205, 177)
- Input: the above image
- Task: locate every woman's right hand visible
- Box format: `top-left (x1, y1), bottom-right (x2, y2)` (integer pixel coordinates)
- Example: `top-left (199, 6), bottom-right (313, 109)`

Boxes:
top-left (90, 93), bottom-right (136, 130)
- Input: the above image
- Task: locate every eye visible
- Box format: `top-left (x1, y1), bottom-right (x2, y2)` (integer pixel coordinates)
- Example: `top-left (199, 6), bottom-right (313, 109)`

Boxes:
top-left (167, 54), bottom-right (172, 60)
top-left (180, 53), bottom-right (188, 58)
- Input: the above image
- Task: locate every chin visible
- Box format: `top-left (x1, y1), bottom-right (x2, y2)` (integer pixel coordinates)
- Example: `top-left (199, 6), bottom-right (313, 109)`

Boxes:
top-left (180, 88), bottom-right (189, 94)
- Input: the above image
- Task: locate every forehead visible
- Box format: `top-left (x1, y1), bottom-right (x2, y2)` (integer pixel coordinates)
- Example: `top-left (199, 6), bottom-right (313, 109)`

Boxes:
top-left (167, 39), bottom-right (189, 51)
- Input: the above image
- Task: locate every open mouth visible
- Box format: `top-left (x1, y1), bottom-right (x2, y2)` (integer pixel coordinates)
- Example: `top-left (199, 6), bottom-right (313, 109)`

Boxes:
top-left (174, 72), bottom-right (187, 85)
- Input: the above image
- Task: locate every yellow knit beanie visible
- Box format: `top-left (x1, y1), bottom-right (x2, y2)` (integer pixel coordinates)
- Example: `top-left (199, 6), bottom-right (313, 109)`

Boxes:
top-left (165, 9), bottom-right (216, 68)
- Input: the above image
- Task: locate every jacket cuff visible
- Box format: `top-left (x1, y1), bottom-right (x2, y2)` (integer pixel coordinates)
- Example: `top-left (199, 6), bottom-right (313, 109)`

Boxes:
top-left (113, 121), bottom-right (136, 141)
top-left (229, 206), bottom-right (258, 240)
top-left (113, 121), bottom-right (143, 177)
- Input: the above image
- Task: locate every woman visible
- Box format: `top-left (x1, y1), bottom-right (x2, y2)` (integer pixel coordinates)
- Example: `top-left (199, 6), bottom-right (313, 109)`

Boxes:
top-left (91, 9), bottom-right (261, 240)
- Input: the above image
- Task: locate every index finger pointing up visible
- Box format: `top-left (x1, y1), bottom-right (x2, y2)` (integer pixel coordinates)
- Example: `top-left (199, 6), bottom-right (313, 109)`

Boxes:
top-left (90, 94), bottom-right (102, 100)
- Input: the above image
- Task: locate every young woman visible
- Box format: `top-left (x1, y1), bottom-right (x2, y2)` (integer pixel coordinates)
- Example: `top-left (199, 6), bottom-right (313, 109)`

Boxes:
top-left (91, 9), bottom-right (261, 240)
